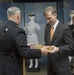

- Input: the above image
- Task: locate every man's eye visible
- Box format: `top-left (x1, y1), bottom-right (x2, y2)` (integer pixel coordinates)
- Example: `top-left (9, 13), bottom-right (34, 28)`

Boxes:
top-left (47, 18), bottom-right (51, 20)
top-left (49, 18), bottom-right (51, 19)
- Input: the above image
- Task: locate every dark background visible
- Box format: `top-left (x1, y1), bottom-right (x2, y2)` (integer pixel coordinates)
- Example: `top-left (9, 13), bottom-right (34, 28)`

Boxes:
top-left (13, 0), bottom-right (62, 3)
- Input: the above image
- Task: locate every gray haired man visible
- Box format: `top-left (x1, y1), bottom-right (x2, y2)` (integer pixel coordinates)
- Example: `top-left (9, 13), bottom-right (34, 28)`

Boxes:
top-left (0, 6), bottom-right (49, 75)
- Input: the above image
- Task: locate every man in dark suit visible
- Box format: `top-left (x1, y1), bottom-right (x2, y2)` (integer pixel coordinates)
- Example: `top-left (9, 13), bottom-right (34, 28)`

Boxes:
top-left (43, 6), bottom-right (74, 75)
top-left (0, 6), bottom-right (49, 75)
top-left (68, 16), bottom-right (74, 73)
top-left (68, 16), bottom-right (74, 38)
top-left (69, 16), bottom-right (74, 57)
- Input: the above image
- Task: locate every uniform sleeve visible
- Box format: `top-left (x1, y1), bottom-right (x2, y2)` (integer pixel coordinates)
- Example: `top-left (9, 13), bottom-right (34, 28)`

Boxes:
top-left (14, 30), bottom-right (41, 59)
top-left (36, 23), bottom-right (41, 30)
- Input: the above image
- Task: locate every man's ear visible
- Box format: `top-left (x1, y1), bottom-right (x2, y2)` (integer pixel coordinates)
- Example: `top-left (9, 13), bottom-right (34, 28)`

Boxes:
top-left (54, 13), bottom-right (57, 17)
top-left (17, 16), bottom-right (19, 20)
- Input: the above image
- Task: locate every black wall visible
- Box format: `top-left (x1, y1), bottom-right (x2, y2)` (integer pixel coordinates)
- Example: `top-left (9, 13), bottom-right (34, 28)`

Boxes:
top-left (13, 0), bottom-right (62, 3)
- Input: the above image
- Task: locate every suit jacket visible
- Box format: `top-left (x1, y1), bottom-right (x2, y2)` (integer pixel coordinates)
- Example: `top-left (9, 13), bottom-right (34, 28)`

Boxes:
top-left (44, 22), bottom-right (74, 74)
top-left (68, 24), bottom-right (74, 56)
top-left (68, 24), bottom-right (74, 38)
top-left (0, 20), bottom-right (41, 59)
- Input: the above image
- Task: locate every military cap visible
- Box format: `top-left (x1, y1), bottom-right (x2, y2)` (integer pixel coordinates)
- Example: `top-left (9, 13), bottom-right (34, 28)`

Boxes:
top-left (29, 13), bottom-right (35, 16)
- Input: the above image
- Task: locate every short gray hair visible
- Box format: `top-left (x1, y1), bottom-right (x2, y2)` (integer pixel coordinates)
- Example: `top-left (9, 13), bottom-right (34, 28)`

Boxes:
top-left (43, 6), bottom-right (57, 16)
top-left (7, 6), bottom-right (21, 16)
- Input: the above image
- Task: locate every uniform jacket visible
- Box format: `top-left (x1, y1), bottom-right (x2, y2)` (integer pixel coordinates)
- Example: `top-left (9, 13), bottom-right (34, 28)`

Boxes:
top-left (0, 20), bottom-right (41, 59)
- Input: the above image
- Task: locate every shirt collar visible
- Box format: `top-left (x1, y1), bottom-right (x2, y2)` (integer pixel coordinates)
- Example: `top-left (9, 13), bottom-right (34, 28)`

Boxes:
top-left (53, 20), bottom-right (59, 30)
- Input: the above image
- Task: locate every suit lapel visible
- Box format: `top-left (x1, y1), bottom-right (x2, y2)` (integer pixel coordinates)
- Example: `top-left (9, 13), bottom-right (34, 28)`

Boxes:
top-left (45, 23), bottom-right (61, 45)
top-left (51, 23), bottom-right (61, 43)
top-left (45, 25), bottom-right (51, 45)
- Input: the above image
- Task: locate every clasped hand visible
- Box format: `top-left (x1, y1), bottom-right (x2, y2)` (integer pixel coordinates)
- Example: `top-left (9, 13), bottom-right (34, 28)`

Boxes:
top-left (27, 43), bottom-right (59, 54)
top-left (49, 45), bottom-right (59, 53)
top-left (40, 45), bottom-right (59, 54)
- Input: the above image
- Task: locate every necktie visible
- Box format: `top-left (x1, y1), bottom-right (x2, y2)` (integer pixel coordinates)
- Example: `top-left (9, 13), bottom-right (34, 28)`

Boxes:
top-left (50, 26), bottom-right (54, 41)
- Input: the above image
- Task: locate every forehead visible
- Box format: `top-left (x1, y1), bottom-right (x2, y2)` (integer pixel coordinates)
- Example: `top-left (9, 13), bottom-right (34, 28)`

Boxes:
top-left (44, 11), bottom-right (53, 18)
top-left (45, 11), bottom-right (53, 16)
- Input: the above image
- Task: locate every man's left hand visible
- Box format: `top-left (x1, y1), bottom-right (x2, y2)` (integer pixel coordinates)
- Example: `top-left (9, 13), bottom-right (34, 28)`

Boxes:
top-left (48, 45), bottom-right (59, 53)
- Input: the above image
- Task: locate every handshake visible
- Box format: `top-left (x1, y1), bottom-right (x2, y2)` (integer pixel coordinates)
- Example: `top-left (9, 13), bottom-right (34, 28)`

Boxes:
top-left (28, 44), bottom-right (59, 55)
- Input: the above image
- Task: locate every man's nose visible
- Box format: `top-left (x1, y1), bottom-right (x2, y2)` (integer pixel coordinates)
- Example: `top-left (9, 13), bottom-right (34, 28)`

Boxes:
top-left (47, 20), bottom-right (50, 23)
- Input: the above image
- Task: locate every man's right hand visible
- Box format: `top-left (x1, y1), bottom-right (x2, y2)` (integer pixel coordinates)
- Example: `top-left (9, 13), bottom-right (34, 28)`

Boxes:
top-left (27, 43), bottom-right (35, 49)
top-left (40, 46), bottom-right (49, 55)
